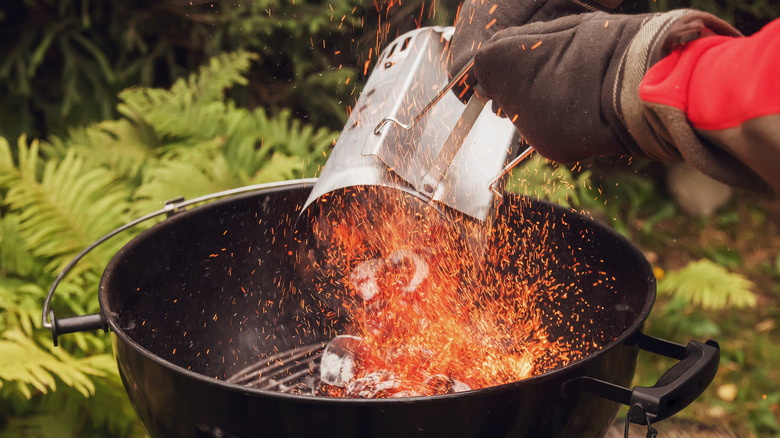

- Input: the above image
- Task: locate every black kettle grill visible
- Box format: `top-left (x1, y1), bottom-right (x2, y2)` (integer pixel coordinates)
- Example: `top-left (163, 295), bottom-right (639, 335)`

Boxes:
top-left (42, 179), bottom-right (719, 438)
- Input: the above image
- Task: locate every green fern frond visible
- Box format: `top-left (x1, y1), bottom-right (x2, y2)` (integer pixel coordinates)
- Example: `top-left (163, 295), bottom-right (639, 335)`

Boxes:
top-left (219, 108), bottom-right (334, 182)
top-left (0, 330), bottom-right (107, 399)
top-left (506, 155), bottom-right (591, 208)
top-left (63, 119), bottom-right (158, 181)
top-left (658, 259), bottom-right (757, 310)
top-left (0, 136), bottom-right (134, 279)
top-left (0, 352), bottom-right (133, 438)
top-left (59, 354), bottom-right (144, 437)
top-left (117, 51), bottom-right (258, 140)
top-left (0, 214), bottom-right (39, 278)
top-left (0, 355), bottom-right (143, 438)
top-left (132, 137), bottom-right (240, 211)
top-left (138, 155), bottom-right (238, 201)
top-left (221, 119), bottom-right (270, 181)
top-left (253, 109), bottom-right (335, 173)
top-left (0, 278), bottom-right (43, 336)
top-left (249, 153), bottom-right (306, 185)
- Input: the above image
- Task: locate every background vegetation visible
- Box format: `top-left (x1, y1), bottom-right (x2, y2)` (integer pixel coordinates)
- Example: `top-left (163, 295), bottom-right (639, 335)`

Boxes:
top-left (0, 0), bottom-right (778, 437)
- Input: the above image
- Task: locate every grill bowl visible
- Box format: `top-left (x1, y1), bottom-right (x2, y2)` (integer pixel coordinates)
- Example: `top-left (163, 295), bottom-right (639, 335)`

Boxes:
top-left (83, 180), bottom-right (711, 437)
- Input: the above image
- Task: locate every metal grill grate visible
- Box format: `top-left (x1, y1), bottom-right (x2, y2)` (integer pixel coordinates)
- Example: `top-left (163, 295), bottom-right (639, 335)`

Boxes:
top-left (226, 343), bottom-right (324, 394)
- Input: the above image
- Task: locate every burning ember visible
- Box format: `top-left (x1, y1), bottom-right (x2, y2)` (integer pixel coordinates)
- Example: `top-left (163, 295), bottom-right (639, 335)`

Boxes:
top-left (299, 186), bottom-right (596, 398)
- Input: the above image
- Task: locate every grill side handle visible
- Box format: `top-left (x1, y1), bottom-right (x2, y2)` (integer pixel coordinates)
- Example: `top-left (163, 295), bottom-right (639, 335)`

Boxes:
top-left (49, 312), bottom-right (107, 347)
top-left (563, 333), bottom-right (720, 432)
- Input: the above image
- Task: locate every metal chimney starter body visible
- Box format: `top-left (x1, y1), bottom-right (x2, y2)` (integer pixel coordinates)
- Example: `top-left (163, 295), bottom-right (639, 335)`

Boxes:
top-left (303, 26), bottom-right (520, 226)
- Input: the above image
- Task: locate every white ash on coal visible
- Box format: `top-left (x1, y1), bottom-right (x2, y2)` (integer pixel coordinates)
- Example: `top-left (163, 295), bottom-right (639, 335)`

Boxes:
top-left (349, 249), bottom-right (430, 302)
top-left (424, 374), bottom-right (471, 394)
top-left (344, 370), bottom-right (416, 398)
top-left (350, 258), bottom-right (387, 301)
top-left (319, 335), bottom-right (365, 387)
top-left (317, 335), bottom-right (472, 398)
top-left (386, 249), bottom-right (429, 294)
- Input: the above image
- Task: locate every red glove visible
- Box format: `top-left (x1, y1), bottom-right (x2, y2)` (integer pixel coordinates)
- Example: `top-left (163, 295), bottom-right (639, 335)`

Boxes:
top-left (640, 18), bottom-right (780, 194)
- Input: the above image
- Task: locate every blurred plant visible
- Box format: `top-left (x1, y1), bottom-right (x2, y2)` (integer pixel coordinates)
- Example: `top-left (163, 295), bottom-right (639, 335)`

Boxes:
top-left (0, 50), bottom-right (334, 437)
top-left (659, 259), bottom-right (757, 310)
top-left (506, 154), bottom-right (593, 209)
top-left (645, 258), bottom-right (757, 343)
top-left (0, 0), bottom-right (366, 140)
top-left (639, 256), bottom-right (778, 437)
top-left (507, 156), bottom-right (677, 237)
top-left (581, 169), bottom-right (677, 237)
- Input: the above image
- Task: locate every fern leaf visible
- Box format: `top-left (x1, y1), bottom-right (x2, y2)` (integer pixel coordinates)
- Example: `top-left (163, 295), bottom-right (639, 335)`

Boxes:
top-left (658, 259), bottom-right (757, 310)
top-left (0, 278), bottom-right (43, 336)
top-left (249, 153), bottom-right (306, 185)
top-left (0, 214), bottom-right (39, 278)
top-left (0, 353), bottom-right (142, 438)
top-left (250, 109), bottom-right (334, 174)
top-left (132, 138), bottom-right (244, 214)
top-left (118, 51), bottom-right (258, 139)
top-left (506, 155), bottom-right (590, 208)
top-left (63, 119), bottom-right (158, 181)
top-left (0, 137), bottom-right (134, 278)
top-left (0, 330), bottom-right (107, 399)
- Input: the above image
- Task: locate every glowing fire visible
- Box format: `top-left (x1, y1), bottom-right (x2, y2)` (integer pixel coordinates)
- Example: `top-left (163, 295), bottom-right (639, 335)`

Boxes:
top-left (305, 186), bottom-right (589, 398)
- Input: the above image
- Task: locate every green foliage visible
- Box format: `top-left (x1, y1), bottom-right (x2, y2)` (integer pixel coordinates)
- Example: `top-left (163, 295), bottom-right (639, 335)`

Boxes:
top-left (0, 214), bottom-right (38, 279)
top-left (0, 279), bottom-right (44, 337)
top-left (0, 136), bottom-right (134, 279)
top-left (583, 170), bottom-right (677, 236)
top-left (112, 50), bottom-right (336, 211)
top-left (505, 155), bottom-right (593, 209)
top-left (658, 259), bottom-right (757, 310)
top-left (0, 351), bottom-right (139, 438)
top-left (506, 157), bottom-right (677, 238)
top-left (0, 0), bottom-right (367, 140)
top-left (0, 49), bottom-right (334, 437)
top-left (0, 330), bottom-right (107, 400)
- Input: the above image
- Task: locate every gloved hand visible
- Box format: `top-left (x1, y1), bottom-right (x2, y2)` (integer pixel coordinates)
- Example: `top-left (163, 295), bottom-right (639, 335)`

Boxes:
top-left (448, 0), bottom-right (621, 91)
top-left (469, 10), bottom-right (741, 164)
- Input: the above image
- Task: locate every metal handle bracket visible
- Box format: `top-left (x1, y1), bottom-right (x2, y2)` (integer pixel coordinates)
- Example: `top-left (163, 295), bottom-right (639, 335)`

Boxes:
top-left (373, 58), bottom-right (476, 135)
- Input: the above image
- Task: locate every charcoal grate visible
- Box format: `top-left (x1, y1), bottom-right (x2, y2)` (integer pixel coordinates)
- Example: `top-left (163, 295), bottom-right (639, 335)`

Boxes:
top-left (226, 343), bottom-right (324, 394)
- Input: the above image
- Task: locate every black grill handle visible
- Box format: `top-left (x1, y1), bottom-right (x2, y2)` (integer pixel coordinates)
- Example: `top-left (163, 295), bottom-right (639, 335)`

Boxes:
top-left (564, 333), bottom-right (720, 429)
top-left (628, 335), bottom-right (720, 425)
top-left (50, 311), bottom-right (107, 347)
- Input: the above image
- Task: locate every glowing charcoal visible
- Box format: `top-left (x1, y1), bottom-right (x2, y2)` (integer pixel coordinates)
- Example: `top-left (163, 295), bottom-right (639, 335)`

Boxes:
top-left (304, 185), bottom-right (598, 398)
top-left (349, 258), bottom-right (387, 301)
top-left (344, 371), bottom-right (420, 398)
top-left (319, 335), bottom-right (365, 387)
top-left (424, 374), bottom-right (471, 395)
top-left (387, 249), bottom-right (429, 294)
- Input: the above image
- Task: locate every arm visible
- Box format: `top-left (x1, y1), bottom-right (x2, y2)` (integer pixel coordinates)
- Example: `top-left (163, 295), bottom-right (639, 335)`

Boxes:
top-left (455, 8), bottom-right (779, 195)
top-left (640, 19), bottom-right (780, 194)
